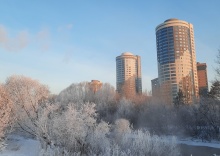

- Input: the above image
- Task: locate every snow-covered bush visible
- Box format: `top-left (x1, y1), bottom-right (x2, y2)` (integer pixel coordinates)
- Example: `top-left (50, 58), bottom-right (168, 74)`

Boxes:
top-left (37, 104), bottom-right (180, 156)
top-left (119, 130), bottom-right (180, 156)
top-left (111, 119), bottom-right (180, 156)
top-left (38, 102), bottom-right (111, 155)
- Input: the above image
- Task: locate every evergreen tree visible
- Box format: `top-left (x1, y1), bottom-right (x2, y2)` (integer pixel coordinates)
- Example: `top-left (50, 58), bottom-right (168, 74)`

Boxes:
top-left (174, 89), bottom-right (186, 106)
top-left (208, 80), bottom-right (220, 100)
top-left (215, 50), bottom-right (220, 78)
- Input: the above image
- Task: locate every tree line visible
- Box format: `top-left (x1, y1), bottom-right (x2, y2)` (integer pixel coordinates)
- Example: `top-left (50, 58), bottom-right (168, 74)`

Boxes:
top-left (0, 50), bottom-right (219, 155)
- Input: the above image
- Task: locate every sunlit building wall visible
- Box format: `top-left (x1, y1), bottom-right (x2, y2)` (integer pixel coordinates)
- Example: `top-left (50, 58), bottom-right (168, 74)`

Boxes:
top-left (116, 52), bottom-right (142, 97)
top-left (197, 62), bottom-right (208, 95)
top-left (89, 80), bottom-right (102, 93)
top-left (156, 18), bottom-right (199, 104)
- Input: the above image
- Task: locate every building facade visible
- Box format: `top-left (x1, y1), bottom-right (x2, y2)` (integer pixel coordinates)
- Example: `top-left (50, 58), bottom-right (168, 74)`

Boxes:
top-left (89, 80), bottom-right (102, 93)
top-left (116, 52), bottom-right (142, 98)
top-left (156, 18), bottom-right (199, 104)
top-left (197, 62), bottom-right (208, 95)
top-left (151, 78), bottom-right (159, 97)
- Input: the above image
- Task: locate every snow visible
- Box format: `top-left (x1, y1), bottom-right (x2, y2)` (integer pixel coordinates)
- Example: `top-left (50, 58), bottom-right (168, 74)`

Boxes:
top-left (0, 135), bottom-right (219, 156)
top-left (178, 138), bottom-right (220, 149)
top-left (155, 135), bottom-right (220, 149)
top-left (0, 135), bottom-right (40, 156)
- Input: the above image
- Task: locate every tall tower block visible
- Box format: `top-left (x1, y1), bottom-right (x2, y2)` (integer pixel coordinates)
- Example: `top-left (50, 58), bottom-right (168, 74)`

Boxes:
top-left (116, 52), bottom-right (142, 98)
top-left (156, 18), bottom-right (198, 104)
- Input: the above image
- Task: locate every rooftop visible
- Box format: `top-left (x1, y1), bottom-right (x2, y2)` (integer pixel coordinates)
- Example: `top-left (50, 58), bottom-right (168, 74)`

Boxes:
top-left (164, 18), bottom-right (179, 22)
top-left (121, 52), bottom-right (134, 56)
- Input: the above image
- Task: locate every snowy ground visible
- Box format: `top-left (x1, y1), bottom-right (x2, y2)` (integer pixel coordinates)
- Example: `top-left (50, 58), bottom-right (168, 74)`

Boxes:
top-left (178, 137), bottom-right (220, 149)
top-left (0, 135), bottom-right (40, 156)
top-left (0, 135), bottom-right (219, 156)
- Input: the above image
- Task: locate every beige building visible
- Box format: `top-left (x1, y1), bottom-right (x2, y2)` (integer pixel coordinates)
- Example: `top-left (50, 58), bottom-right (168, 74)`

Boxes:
top-left (89, 80), bottom-right (102, 93)
top-left (116, 52), bottom-right (142, 98)
top-left (197, 62), bottom-right (208, 95)
top-left (156, 18), bottom-right (199, 104)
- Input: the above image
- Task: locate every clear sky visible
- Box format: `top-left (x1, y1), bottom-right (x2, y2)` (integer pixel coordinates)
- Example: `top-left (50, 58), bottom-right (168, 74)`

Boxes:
top-left (0, 0), bottom-right (220, 94)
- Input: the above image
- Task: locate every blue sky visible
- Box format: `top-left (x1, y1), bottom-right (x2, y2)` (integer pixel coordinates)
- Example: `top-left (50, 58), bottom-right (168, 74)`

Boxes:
top-left (0, 0), bottom-right (220, 94)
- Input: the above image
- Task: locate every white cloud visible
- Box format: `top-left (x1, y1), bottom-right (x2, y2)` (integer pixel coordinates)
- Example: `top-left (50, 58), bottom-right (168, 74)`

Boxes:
top-left (63, 51), bottom-right (73, 63)
top-left (0, 25), bottom-right (52, 52)
top-left (66, 24), bottom-right (73, 30)
top-left (0, 25), bottom-right (29, 52)
top-left (0, 25), bottom-right (8, 43)
top-left (57, 24), bottom-right (73, 32)
top-left (36, 28), bottom-right (50, 51)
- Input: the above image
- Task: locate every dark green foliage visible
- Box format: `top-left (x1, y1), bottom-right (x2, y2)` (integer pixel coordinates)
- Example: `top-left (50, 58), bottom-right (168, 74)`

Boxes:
top-left (174, 89), bottom-right (186, 107)
top-left (215, 50), bottom-right (220, 78)
top-left (208, 80), bottom-right (220, 99)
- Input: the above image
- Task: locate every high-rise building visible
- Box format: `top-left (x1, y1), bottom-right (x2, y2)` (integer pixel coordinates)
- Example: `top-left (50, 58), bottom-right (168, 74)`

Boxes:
top-left (116, 52), bottom-right (142, 98)
top-left (151, 78), bottom-right (159, 97)
top-left (197, 62), bottom-right (208, 95)
top-left (156, 18), bottom-right (199, 104)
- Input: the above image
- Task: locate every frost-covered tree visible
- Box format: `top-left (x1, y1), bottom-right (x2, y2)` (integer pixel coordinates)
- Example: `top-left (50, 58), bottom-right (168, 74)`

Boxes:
top-left (114, 118), bottom-right (131, 134)
top-left (0, 84), bottom-right (12, 150)
top-left (94, 83), bottom-right (116, 105)
top-left (94, 83), bottom-right (117, 121)
top-left (0, 84), bottom-right (12, 138)
top-left (57, 82), bottom-right (93, 107)
top-left (4, 75), bottom-right (49, 136)
top-left (57, 82), bottom-right (117, 122)
top-left (116, 98), bottom-right (135, 120)
top-left (57, 82), bottom-right (116, 106)
top-left (1, 76), bottom-right (181, 155)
